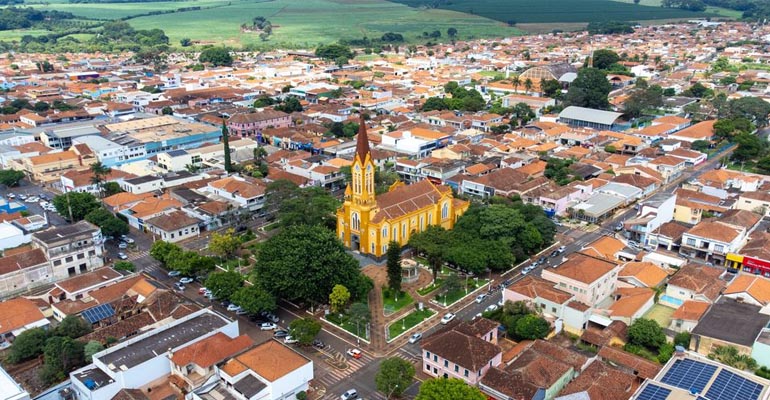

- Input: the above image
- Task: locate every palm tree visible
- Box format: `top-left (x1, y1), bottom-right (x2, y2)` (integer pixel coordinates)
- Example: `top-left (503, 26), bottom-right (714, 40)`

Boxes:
top-left (89, 161), bottom-right (111, 198)
top-left (524, 78), bottom-right (533, 94)
top-left (511, 75), bottom-right (521, 93)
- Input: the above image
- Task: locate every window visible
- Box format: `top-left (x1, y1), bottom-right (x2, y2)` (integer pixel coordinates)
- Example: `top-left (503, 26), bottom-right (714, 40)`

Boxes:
top-left (53, 260), bottom-right (61, 266)
top-left (426, 364), bottom-right (430, 371)
top-left (444, 360), bottom-right (448, 368)
top-left (65, 256), bottom-right (73, 263)
top-left (714, 244), bottom-right (724, 253)
top-left (552, 307), bottom-right (557, 313)
top-left (464, 369), bottom-right (469, 377)
top-left (88, 250), bottom-right (95, 257)
top-left (454, 365), bottom-right (459, 372)
top-left (442, 202), bottom-right (449, 219)
top-left (686, 238), bottom-right (696, 246)
top-left (433, 355), bottom-right (438, 362)
top-left (352, 213), bottom-right (360, 231)
top-left (77, 253), bottom-right (85, 260)
top-left (382, 227), bottom-right (388, 237)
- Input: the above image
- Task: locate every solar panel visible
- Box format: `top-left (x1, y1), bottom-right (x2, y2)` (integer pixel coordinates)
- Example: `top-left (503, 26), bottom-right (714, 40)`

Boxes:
top-left (705, 369), bottom-right (764, 400)
top-left (81, 303), bottom-right (115, 324)
top-left (660, 359), bottom-right (717, 394)
top-left (637, 384), bottom-right (671, 400)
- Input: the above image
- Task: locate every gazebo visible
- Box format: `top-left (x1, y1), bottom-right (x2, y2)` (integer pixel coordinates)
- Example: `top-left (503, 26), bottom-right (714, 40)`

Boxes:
top-left (401, 259), bottom-right (420, 284)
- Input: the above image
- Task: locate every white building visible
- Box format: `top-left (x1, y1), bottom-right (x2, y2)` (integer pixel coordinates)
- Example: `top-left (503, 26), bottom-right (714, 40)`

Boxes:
top-left (0, 364), bottom-right (29, 400)
top-left (30, 221), bottom-right (104, 279)
top-left (70, 309), bottom-right (238, 400)
top-left (0, 221), bottom-right (29, 251)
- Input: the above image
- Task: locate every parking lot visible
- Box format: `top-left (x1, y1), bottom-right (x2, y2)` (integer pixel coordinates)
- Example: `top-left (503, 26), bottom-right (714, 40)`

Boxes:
top-left (0, 182), bottom-right (68, 226)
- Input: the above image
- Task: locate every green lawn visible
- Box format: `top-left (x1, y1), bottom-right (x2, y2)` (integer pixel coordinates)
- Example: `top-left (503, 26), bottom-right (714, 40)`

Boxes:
top-left (388, 308), bottom-right (435, 339)
top-left (435, 278), bottom-right (489, 306)
top-left (417, 279), bottom-right (443, 296)
top-left (326, 313), bottom-right (369, 340)
top-left (382, 288), bottom-right (414, 315)
top-left (644, 304), bottom-right (676, 328)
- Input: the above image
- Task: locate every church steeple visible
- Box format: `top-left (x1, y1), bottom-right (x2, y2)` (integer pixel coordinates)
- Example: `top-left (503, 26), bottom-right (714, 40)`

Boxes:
top-left (350, 113), bottom-right (375, 205)
top-left (355, 113), bottom-right (370, 163)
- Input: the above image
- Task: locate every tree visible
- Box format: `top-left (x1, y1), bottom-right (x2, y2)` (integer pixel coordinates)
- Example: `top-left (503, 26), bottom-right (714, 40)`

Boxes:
top-left (408, 225), bottom-right (450, 280)
top-left (221, 120), bottom-right (232, 173)
top-left (628, 318), bottom-right (666, 350)
top-left (708, 345), bottom-right (758, 371)
top-left (89, 161), bottom-right (112, 198)
top-left (541, 79), bottom-right (562, 98)
top-left (0, 169), bottom-right (25, 187)
top-left (514, 314), bottom-right (550, 340)
top-left (209, 228), bottom-right (241, 258)
top-left (523, 78), bottom-right (533, 94)
top-left (168, 251), bottom-right (215, 277)
top-left (84, 340), bottom-right (104, 362)
top-left (231, 285), bottom-right (276, 315)
top-left (40, 336), bottom-right (85, 385)
top-left (275, 97), bottom-right (303, 113)
top-left (53, 192), bottom-right (100, 221)
top-left (161, 106), bottom-right (173, 115)
top-left (733, 133), bottom-right (764, 161)
top-left (604, 145), bottom-right (617, 153)
top-left (348, 302), bottom-right (370, 337)
top-left (7, 327), bottom-right (47, 364)
top-left (102, 181), bottom-right (123, 197)
top-left (422, 97), bottom-right (447, 112)
top-left (179, 38), bottom-right (192, 47)
top-left (564, 68), bottom-right (612, 110)
top-left (674, 331), bottom-right (691, 348)
top-left (199, 47), bottom-right (233, 66)
top-left (150, 240), bottom-right (182, 267)
top-left (205, 271), bottom-right (244, 301)
top-left (386, 242), bottom-right (402, 295)
top-left (511, 75), bottom-right (521, 92)
top-left (683, 82), bottom-right (712, 98)
top-left (729, 96), bottom-right (770, 126)
top-left (592, 49), bottom-right (620, 70)
top-left (113, 261), bottom-right (135, 272)
top-left (376, 357), bottom-right (415, 399)
top-left (441, 273), bottom-right (462, 295)
top-left (447, 27), bottom-right (457, 38)
top-left (691, 140), bottom-right (711, 152)
top-left (85, 207), bottom-right (129, 237)
top-left (254, 225), bottom-right (370, 304)
top-left (329, 284), bottom-right (351, 314)
top-left (315, 43), bottom-right (353, 60)
top-left (56, 316), bottom-right (92, 339)
top-left (288, 318), bottom-right (322, 345)
top-left (415, 378), bottom-right (486, 400)
top-left (381, 32), bottom-right (404, 42)
top-left (276, 186), bottom-right (339, 229)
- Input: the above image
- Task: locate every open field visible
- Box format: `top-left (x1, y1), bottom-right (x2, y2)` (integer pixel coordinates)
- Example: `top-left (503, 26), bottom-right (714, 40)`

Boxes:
top-left (390, 0), bottom-right (712, 23)
top-left (12, 0), bottom-right (518, 47)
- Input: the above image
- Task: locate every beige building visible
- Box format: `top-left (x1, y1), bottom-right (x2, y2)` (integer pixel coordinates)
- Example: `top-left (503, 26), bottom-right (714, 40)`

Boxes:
top-left (17, 150), bottom-right (92, 183)
top-left (541, 253), bottom-right (621, 306)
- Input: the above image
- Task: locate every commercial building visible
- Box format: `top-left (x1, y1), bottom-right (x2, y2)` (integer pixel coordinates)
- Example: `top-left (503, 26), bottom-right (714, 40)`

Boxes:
top-left (31, 221), bottom-right (104, 279)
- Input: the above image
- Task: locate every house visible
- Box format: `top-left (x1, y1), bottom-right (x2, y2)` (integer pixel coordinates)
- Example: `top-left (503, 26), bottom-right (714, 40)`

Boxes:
top-left (617, 262), bottom-right (668, 288)
top-left (460, 168), bottom-right (549, 199)
top-left (596, 346), bottom-right (661, 383)
top-left (0, 247), bottom-right (50, 299)
top-left (541, 253), bottom-right (621, 306)
top-left (0, 222), bottom-right (29, 251)
top-left (555, 360), bottom-right (638, 400)
top-left (722, 274), bottom-right (770, 311)
top-left (145, 210), bottom-right (201, 243)
top-left (0, 364), bottom-right (29, 400)
top-left (480, 340), bottom-right (588, 400)
top-left (70, 309), bottom-right (238, 400)
top-left (631, 352), bottom-right (770, 400)
top-left (691, 298), bottom-right (770, 356)
top-left (669, 300), bottom-right (710, 333)
top-left (0, 297), bottom-right (49, 346)
top-left (668, 120), bottom-right (716, 143)
top-left (503, 275), bottom-right (574, 325)
top-left (52, 267), bottom-right (124, 302)
top-left (604, 287), bottom-right (656, 324)
top-left (660, 263), bottom-right (725, 308)
top-left (31, 221), bottom-right (104, 280)
top-left (206, 340), bottom-right (314, 400)
top-left (673, 188), bottom-right (726, 225)
top-left (119, 195), bottom-right (183, 230)
top-left (421, 318), bottom-right (502, 385)
top-left (227, 110), bottom-right (292, 138)
top-left (579, 235), bottom-right (631, 261)
top-left (727, 232), bottom-right (770, 275)
top-left (680, 210), bottom-right (761, 265)
top-left (205, 176), bottom-right (267, 211)
top-left (735, 191), bottom-right (770, 216)
top-left (668, 147), bottom-right (707, 166)
top-left (647, 155), bottom-right (686, 183)
top-left (623, 193), bottom-right (676, 246)
top-left (169, 332), bottom-right (253, 391)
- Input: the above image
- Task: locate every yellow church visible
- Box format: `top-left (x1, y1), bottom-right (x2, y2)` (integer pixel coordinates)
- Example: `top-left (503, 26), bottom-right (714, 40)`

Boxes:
top-left (337, 117), bottom-right (469, 258)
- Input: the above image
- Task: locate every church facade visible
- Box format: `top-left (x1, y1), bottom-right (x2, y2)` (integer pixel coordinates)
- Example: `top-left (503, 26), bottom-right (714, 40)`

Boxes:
top-left (336, 117), bottom-right (469, 258)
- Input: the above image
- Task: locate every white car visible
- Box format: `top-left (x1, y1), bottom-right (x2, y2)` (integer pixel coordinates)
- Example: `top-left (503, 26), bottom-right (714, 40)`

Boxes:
top-left (340, 389), bottom-right (359, 400)
top-left (408, 333), bottom-right (422, 344)
top-left (475, 294), bottom-right (488, 303)
top-left (260, 322), bottom-right (277, 330)
top-left (124, 237), bottom-right (135, 244)
top-left (440, 313), bottom-right (456, 324)
top-left (485, 304), bottom-right (499, 313)
top-left (25, 196), bottom-right (39, 203)
top-left (179, 277), bottom-right (194, 284)
top-left (284, 336), bottom-right (298, 344)
top-left (226, 304), bottom-right (242, 312)
top-left (346, 348), bottom-right (362, 359)
top-left (557, 246), bottom-right (566, 254)
top-left (117, 252), bottom-right (128, 260)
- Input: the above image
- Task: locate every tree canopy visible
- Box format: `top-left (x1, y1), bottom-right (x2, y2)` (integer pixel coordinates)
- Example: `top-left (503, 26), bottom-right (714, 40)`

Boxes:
top-left (199, 47), bottom-right (233, 66)
top-left (268, 183), bottom-right (339, 230)
top-left (231, 284), bottom-right (276, 315)
top-left (254, 225), bottom-right (371, 304)
top-left (376, 357), bottom-right (415, 398)
top-left (205, 271), bottom-right (244, 301)
top-left (628, 318), bottom-right (666, 350)
top-left (592, 49), bottom-right (620, 70)
top-left (564, 67), bottom-right (612, 110)
top-left (85, 207), bottom-right (129, 237)
top-left (288, 318), bottom-right (322, 345)
top-left (208, 228), bottom-right (241, 259)
top-left (0, 169), bottom-right (24, 186)
top-left (386, 241), bottom-right (402, 294)
top-left (53, 191), bottom-right (100, 221)
top-left (416, 378), bottom-right (486, 400)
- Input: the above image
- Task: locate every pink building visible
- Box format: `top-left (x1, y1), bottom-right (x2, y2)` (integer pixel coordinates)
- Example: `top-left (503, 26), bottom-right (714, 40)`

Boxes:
top-left (227, 110), bottom-right (292, 137)
top-left (421, 318), bottom-right (502, 385)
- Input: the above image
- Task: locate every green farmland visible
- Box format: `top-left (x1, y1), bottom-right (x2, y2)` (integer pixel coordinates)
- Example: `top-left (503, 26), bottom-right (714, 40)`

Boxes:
top-left (390, 0), bottom-right (712, 23)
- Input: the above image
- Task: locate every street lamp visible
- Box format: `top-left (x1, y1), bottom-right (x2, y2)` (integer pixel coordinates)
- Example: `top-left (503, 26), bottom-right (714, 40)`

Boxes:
top-left (387, 384), bottom-right (400, 400)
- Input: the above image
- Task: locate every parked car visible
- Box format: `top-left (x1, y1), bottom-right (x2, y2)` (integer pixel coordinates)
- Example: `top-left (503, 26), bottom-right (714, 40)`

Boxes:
top-left (220, 300), bottom-right (231, 307)
top-left (557, 246), bottom-right (566, 254)
top-left (312, 339), bottom-right (325, 349)
top-left (485, 304), bottom-right (499, 313)
top-left (475, 294), bottom-right (488, 303)
top-left (117, 252), bottom-right (128, 260)
top-left (18, 194), bottom-right (27, 200)
top-left (284, 336), bottom-right (298, 344)
top-left (179, 277), bottom-right (194, 284)
top-left (118, 242), bottom-right (128, 249)
top-left (340, 389), bottom-right (359, 400)
top-left (538, 256), bottom-right (547, 265)
top-left (226, 304), bottom-right (241, 312)
top-left (346, 349), bottom-right (362, 359)
top-left (198, 287), bottom-right (208, 295)
top-left (25, 196), bottom-right (38, 203)
top-left (38, 194), bottom-right (48, 201)
top-left (408, 333), bottom-right (422, 344)
top-left (124, 237), bottom-right (135, 244)
top-left (6, 193), bottom-right (14, 199)
top-left (441, 313), bottom-right (456, 324)
top-left (263, 313), bottom-right (279, 323)
top-left (273, 330), bottom-right (289, 338)
top-left (173, 283), bottom-right (185, 291)
top-left (628, 241), bottom-right (641, 249)
top-left (235, 309), bottom-right (248, 315)
top-left (550, 250), bottom-right (559, 258)
top-left (615, 223), bottom-right (624, 231)
top-left (168, 270), bottom-right (181, 277)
